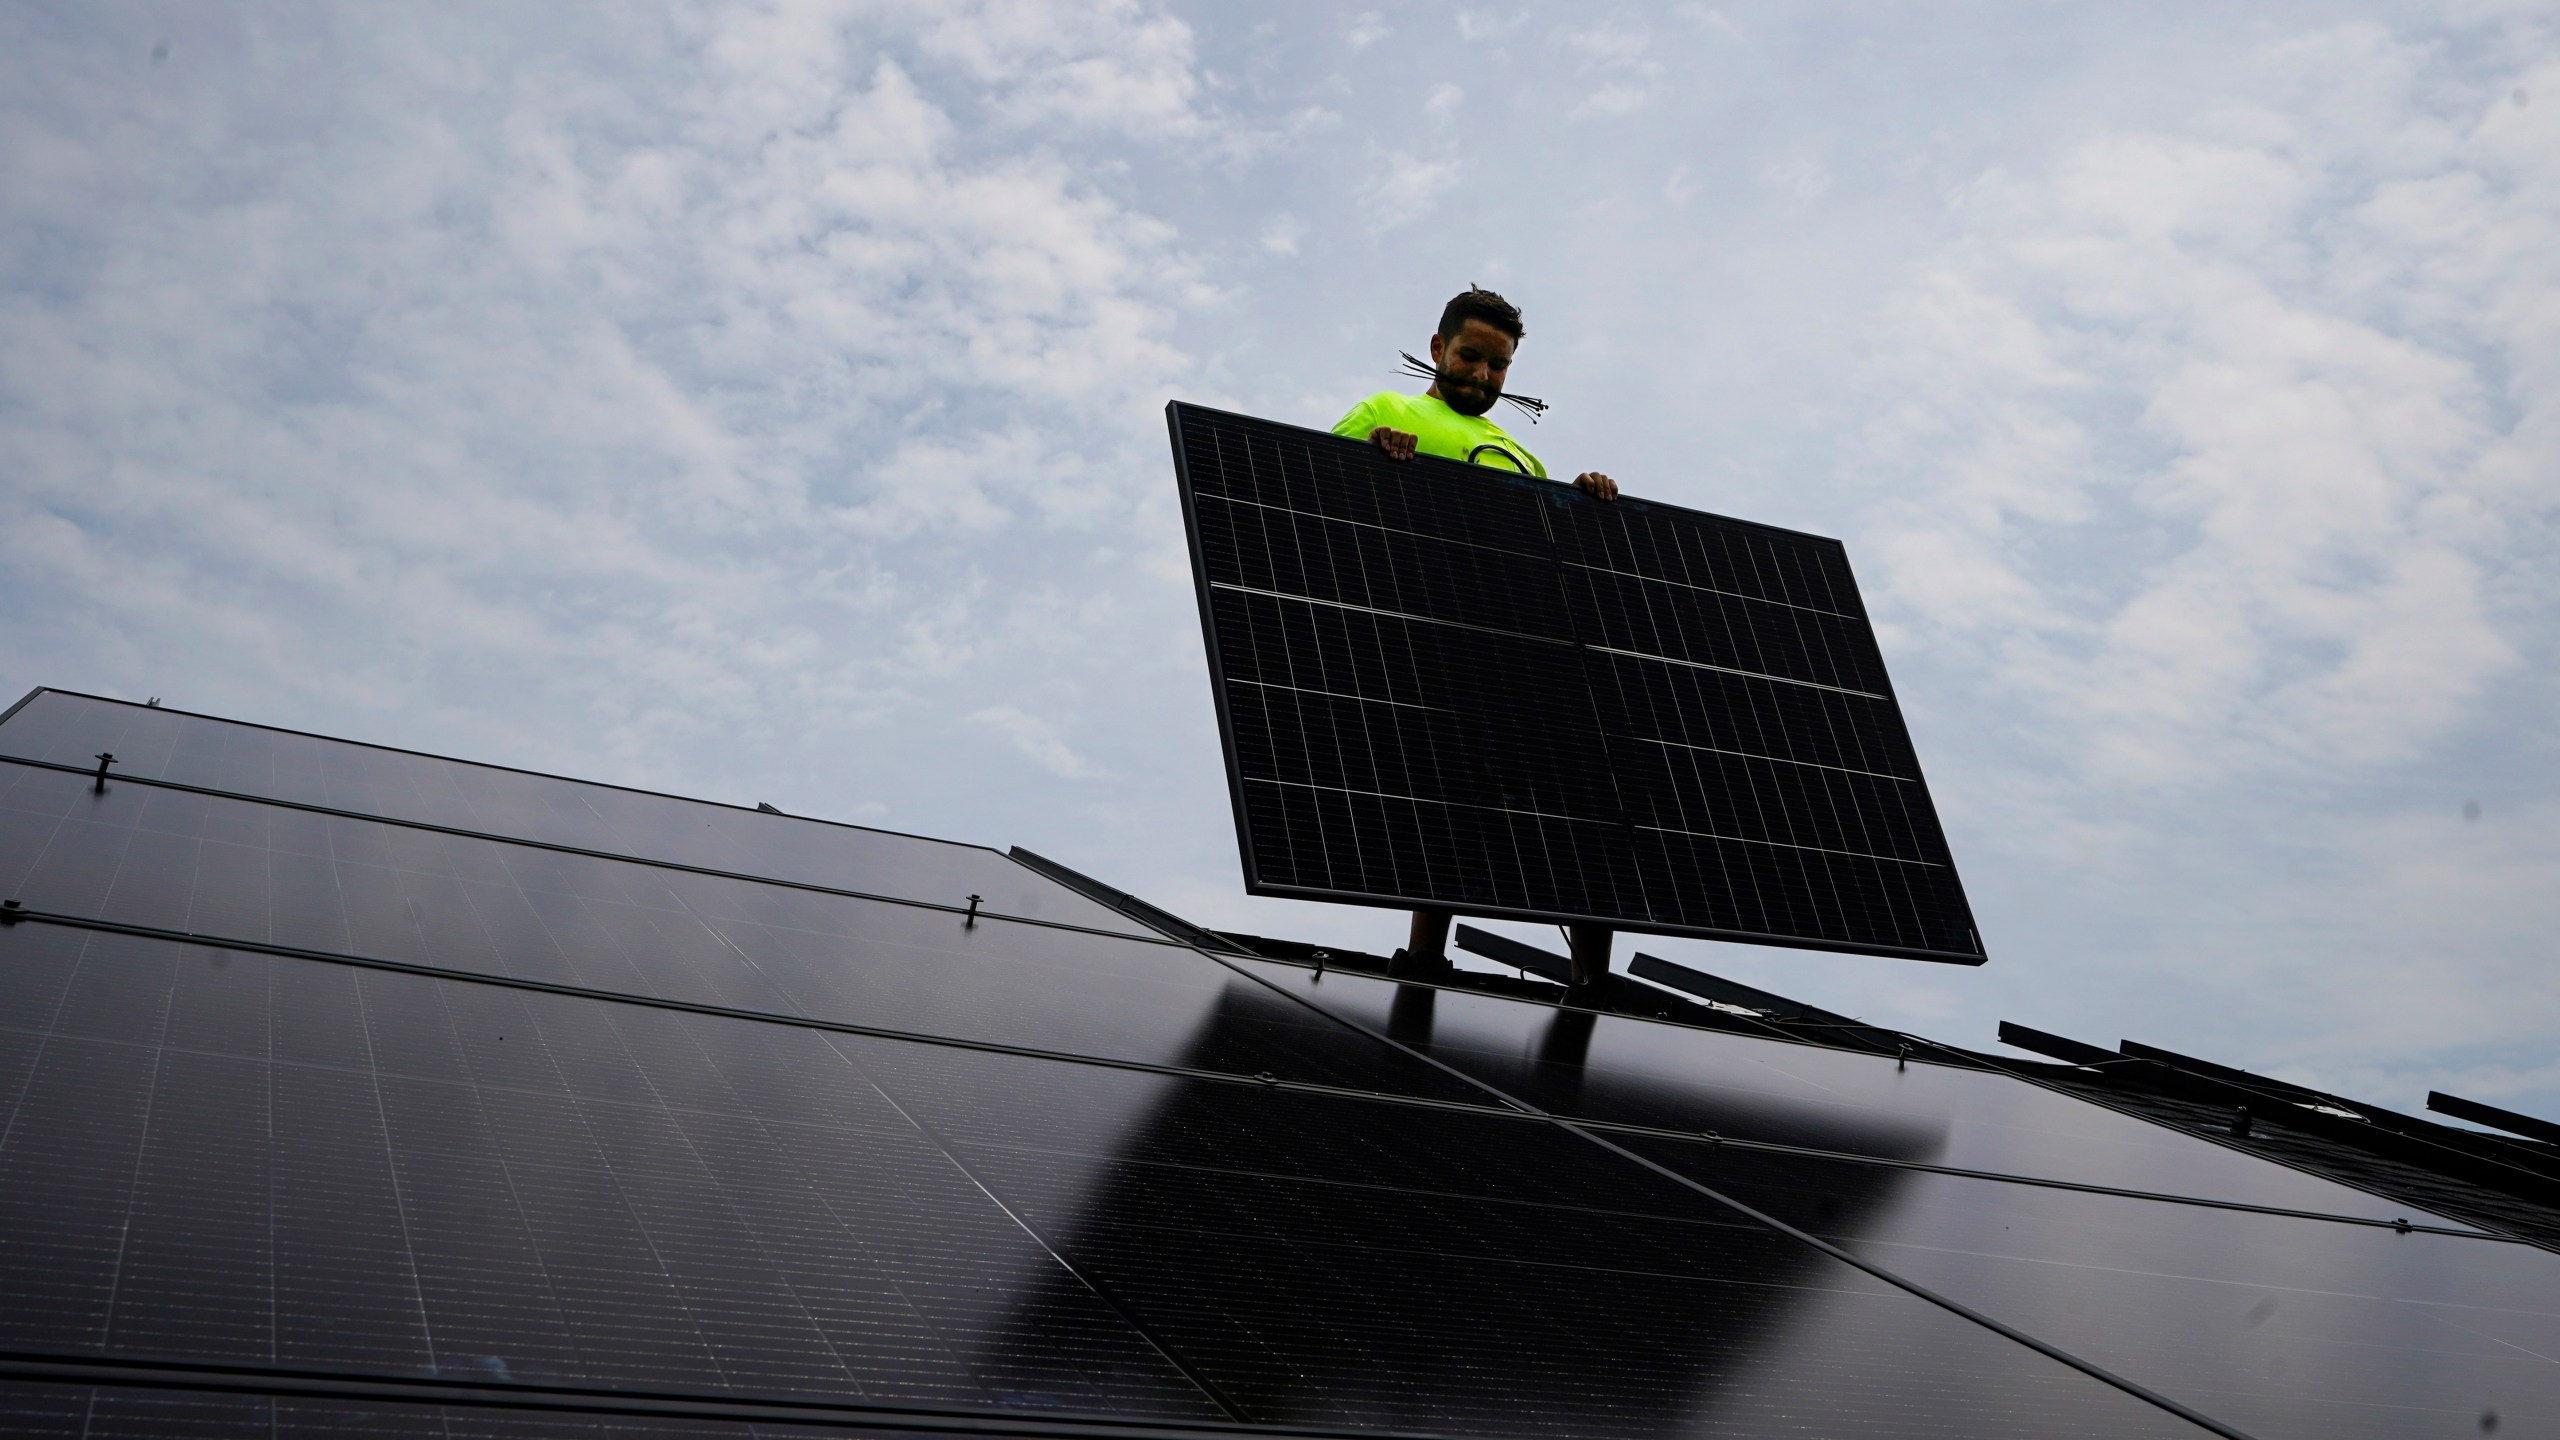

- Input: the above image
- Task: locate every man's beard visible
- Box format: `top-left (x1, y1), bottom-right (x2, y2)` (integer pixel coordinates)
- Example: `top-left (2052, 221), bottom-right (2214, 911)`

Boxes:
top-left (1435, 370), bottom-right (1499, 417)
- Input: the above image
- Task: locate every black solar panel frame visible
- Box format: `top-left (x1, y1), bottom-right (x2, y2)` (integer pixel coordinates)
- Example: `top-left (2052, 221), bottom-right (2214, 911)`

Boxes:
top-left (1169, 402), bottom-right (1984, 965)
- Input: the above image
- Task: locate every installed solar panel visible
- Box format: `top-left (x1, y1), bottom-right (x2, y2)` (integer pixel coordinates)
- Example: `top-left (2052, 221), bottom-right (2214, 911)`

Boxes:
top-left (1170, 402), bottom-right (1983, 962)
top-left (1618, 1140), bottom-right (2560, 1440)
top-left (0, 924), bottom-right (1224, 1417)
top-left (1239, 959), bottom-right (2476, 1226)
top-left (0, 689), bottom-right (1154, 938)
top-left (0, 924), bottom-right (2211, 1440)
top-left (0, 757), bottom-right (1481, 1104)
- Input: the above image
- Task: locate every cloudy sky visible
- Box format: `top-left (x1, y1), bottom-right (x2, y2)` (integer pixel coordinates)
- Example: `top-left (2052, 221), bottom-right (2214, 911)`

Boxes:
top-left (3, 1), bottom-right (2554, 1118)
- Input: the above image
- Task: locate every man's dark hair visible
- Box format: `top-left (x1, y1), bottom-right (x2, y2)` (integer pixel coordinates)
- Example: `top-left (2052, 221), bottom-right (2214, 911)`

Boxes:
top-left (1438, 286), bottom-right (1524, 343)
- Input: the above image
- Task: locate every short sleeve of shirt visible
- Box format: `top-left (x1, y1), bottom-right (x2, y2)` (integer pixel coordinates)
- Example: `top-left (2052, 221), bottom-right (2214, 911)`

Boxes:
top-left (1331, 396), bottom-right (1380, 440)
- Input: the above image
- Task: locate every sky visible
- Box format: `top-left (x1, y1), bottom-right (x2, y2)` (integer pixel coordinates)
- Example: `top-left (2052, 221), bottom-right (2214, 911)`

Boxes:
top-left (2, 1), bottom-right (2554, 1120)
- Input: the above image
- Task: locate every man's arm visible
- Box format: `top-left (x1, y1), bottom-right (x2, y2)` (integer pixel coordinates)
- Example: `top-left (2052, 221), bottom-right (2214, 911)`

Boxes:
top-left (1332, 396), bottom-right (1418, 462)
top-left (1341, 394), bottom-right (1423, 461)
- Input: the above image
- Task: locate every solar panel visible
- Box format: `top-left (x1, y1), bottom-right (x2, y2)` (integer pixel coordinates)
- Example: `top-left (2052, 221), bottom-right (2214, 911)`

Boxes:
top-left (0, 924), bottom-right (1225, 1417)
top-left (1619, 1139), bottom-right (2560, 1440)
top-left (0, 757), bottom-right (1482, 1105)
top-left (1239, 958), bottom-right (2478, 1226)
top-left (0, 689), bottom-right (1155, 938)
top-left (18, 690), bottom-right (2556, 1439)
top-left (0, 923), bottom-right (2213, 1440)
top-left (1170, 403), bottom-right (1981, 961)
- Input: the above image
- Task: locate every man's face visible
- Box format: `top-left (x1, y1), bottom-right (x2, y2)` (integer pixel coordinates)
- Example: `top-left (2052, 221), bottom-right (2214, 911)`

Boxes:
top-left (1428, 318), bottom-right (1515, 417)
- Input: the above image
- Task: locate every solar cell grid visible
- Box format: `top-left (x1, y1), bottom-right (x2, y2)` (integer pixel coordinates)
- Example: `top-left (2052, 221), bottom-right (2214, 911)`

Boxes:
top-left (0, 926), bottom-right (1223, 1417)
top-left (1235, 959), bottom-right (2483, 1227)
top-left (850, 1041), bottom-right (2213, 1439)
top-left (1622, 1139), bottom-right (2560, 1440)
top-left (0, 691), bottom-right (1152, 939)
top-left (0, 760), bottom-right (1484, 1104)
top-left (0, 925), bottom-right (2211, 1439)
top-left (1171, 403), bottom-right (1982, 961)
top-left (1196, 488), bottom-right (1566, 639)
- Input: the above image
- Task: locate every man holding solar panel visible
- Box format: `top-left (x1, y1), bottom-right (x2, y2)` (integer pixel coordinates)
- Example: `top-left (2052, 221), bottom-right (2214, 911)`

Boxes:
top-left (1332, 285), bottom-right (1620, 501)
top-left (1334, 286), bottom-right (1621, 988)
top-left (1167, 287), bottom-right (1981, 996)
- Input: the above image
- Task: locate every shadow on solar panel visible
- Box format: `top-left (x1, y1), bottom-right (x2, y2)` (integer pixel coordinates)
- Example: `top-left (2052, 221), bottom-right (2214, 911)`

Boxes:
top-left (986, 982), bottom-right (1932, 1434)
top-left (1169, 402), bottom-right (1984, 966)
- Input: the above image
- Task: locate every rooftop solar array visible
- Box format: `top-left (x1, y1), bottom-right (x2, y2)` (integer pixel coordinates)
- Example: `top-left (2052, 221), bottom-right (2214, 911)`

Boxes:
top-left (1168, 403), bottom-right (1982, 962)
top-left (3, 688), bottom-right (2555, 1440)
top-left (0, 688), bottom-right (1153, 939)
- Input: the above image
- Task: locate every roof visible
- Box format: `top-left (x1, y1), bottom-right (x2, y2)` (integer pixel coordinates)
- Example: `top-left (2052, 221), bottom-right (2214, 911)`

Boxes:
top-left (2, 685), bottom-right (2555, 1440)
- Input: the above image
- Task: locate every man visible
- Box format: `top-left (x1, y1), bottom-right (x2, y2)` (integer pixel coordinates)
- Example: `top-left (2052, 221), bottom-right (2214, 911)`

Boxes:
top-left (1332, 286), bottom-right (1619, 500)
top-left (1339, 287), bottom-right (1620, 992)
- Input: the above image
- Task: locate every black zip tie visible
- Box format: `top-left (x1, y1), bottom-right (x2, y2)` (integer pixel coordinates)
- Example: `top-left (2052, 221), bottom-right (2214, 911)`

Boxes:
top-left (1396, 351), bottom-right (1548, 422)
top-left (91, 752), bottom-right (116, 793)
top-left (963, 894), bottom-right (981, 928)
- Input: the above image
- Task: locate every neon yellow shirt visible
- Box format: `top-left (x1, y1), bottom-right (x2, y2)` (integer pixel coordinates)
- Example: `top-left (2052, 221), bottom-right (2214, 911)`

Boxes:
top-left (1331, 391), bottom-right (1547, 479)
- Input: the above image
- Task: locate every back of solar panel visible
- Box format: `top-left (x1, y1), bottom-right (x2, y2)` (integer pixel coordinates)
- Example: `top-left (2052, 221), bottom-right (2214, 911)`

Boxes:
top-left (1170, 401), bottom-right (1985, 965)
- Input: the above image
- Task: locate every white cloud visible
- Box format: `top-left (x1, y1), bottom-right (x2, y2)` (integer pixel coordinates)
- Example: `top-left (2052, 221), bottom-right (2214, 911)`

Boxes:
top-left (1565, 16), bottom-right (1660, 119)
top-left (1814, 20), bottom-right (2560, 1101)
top-left (969, 703), bottom-right (1108, 779)
top-left (0, 2), bottom-right (1205, 786)
top-left (1567, 15), bottom-right (1652, 69)
top-left (1672, 5), bottom-right (1739, 40)
top-left (1351, 83), bottom-right (1469, 234)
top-left (1345, 12), bottom-right (1389, 52)
top-left (1759, 151), bottom-right (1834, 203)
top-left (1358, 148), bottom-right (1465, 232)
top-left (914, 0), bottom-right (1208, 137)
top-left (1859, 32), bottom-right (2550, 793)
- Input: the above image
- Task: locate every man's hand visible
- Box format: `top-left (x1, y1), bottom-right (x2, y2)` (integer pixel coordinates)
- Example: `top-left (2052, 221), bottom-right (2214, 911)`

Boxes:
top-left (1369, 426), bottom-right (1419, 461)
top-left (1574, 472), bottom-right (1619, 501)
